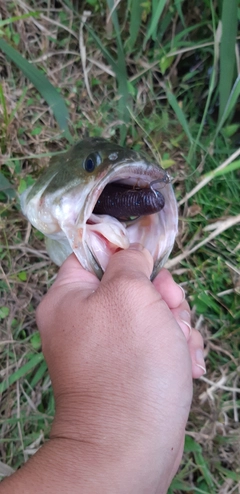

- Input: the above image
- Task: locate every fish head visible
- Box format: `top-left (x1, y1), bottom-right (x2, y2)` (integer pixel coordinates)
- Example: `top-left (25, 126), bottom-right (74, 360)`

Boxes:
top-left (21, 137), bottom-right (178, 279)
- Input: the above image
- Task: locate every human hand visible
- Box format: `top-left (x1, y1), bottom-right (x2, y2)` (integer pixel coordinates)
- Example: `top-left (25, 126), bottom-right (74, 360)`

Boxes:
top-left (35, 247), bottom-right (205, 493)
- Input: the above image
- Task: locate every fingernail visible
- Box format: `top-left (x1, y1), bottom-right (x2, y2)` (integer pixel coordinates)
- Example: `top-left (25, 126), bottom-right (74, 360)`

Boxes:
top-left (180, 310), bottom-right (192, 335)
top-left (129, 243), bottom-right (144, 251)
top-left (178, 285), bottom-right (185, 303)
top-left (195, 348), bottom-right (206, 374)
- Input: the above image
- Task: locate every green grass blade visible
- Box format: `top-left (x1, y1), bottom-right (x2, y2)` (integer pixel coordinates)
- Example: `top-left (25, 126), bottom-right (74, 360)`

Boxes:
top-left (194, 450), bottom-right (216, 491)
top-left (188, 1), bottom-right (217, 160)
top-left (85, 24), bottom-right (118, 72)
top-left (184, 435), bottom-right (202, 452)
top-left (215, 74), bottom-right (240, 137)
top-left (0, 353), bottom-right (44, 394)
top-left (0, 38), bottom-right (72, 142)
top-left (205, 159), bottom-right (240, 178)
top-left (30, 360), bottom-right (48, 388)
top-left (165, 89), bottom-right (193, 144)
top-left (87, 3), bottom-right (129, 142)
top-left (0, 82), bottom-right (8, 125)
top-left (106, 0), bottom-right (130, 142)
top-left (216, 465), bottom-right (240, 482)
top-left (169, 482), bottom-right (211, 493)
top-left (174, 0), bottom-right (185, 28)
top-left (106, 0), bottom-right (124, 52)
top-left (127, 0), bottom-right (143, 50)
top-left (218, 0), bottom-right (238, 121)
top-left (171, 22), bottom-right (207, 45)
top-left (0, 172), bottom-right (17, 199)
top-left (145, 0), bottom-right (168, 44)
top-left (0, 12), bottom-right (39, 29)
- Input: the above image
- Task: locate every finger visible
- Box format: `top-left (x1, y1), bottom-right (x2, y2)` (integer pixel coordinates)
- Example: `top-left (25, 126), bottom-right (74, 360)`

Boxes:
top-left (102, 244), bottom-right (154, 284)
top-left (50, 253), bottom-right (100, 291)
top-left (171, 302), bottom-right (206, 378)
top-left (171, 300), bottom-right (192, 341)
top-left (188, 328), bottom-right (206, 378)
top-left (153, 269), bottom-right (185, 309)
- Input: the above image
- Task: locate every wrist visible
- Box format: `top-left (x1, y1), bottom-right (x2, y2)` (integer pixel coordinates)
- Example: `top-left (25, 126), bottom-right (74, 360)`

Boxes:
top-left (49, 412), bottom-right (172, 494)
top-left (47, 373), bottom-right (181, 494)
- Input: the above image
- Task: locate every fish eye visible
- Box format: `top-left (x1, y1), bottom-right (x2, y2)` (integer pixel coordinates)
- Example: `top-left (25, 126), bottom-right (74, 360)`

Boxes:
top-left (84, 152), bottom-right (101, 173)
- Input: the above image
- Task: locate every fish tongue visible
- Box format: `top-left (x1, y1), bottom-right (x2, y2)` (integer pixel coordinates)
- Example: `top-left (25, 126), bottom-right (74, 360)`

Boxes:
top-left (87, 214), bottom-right (129, 247)
top-left (86, 214), bottom-right (129, 271)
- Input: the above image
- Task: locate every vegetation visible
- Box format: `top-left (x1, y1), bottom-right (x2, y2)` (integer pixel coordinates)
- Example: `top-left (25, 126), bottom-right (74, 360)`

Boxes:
top-left (0, 0), bottom-right (240, 491)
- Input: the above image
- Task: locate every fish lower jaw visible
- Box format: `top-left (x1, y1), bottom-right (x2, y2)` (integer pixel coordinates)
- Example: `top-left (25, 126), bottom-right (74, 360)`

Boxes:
top-left (81, 206), bottom-right (176, 277)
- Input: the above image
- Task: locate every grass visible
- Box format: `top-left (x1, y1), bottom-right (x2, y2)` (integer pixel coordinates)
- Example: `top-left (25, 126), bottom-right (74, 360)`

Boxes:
top-left (0, 0), bottom-right (240, 491)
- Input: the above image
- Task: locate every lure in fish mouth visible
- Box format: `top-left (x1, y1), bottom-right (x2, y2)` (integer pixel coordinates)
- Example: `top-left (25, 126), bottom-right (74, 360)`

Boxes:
top-left (20, 137), bottom-right (178, 279)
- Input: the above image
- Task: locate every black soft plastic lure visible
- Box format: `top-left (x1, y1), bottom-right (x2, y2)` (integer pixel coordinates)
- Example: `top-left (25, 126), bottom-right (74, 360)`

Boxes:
top-left (93, 182), bottom-right (165, 220)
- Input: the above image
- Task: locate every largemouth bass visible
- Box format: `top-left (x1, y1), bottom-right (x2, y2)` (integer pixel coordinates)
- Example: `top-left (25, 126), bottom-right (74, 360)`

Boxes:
top-left (20, 137), bottom-right (178, 279)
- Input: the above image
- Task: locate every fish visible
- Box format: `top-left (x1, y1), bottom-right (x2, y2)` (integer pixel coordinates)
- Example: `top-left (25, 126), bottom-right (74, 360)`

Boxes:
top-left (20, 137), bottom-right (178, 279)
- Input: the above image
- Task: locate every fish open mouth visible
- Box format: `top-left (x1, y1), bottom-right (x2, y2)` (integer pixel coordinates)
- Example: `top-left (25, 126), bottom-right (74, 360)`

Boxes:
top-left (80, 162), bottom-right (178, 279)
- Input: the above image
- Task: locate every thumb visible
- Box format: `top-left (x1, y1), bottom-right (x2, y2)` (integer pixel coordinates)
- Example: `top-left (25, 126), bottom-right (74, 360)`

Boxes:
top-left (102, 243), bottom-right (154, 284)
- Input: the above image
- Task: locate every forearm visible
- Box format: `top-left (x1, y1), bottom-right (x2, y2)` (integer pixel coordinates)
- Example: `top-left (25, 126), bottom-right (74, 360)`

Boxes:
top-left (0, 439), bottom-right (86, 494)
top-left (0, 437), bottom-right (170, 494)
